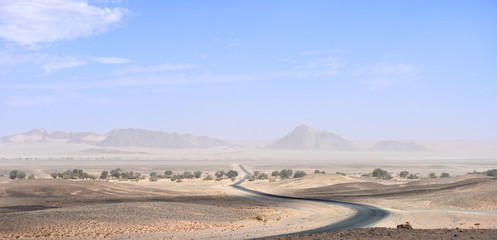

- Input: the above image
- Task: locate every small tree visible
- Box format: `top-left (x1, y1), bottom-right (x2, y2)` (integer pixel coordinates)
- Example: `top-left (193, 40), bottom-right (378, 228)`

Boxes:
top-left (164, 170), bottom-right (173, 178)
top-left (100, 170), bottom-right (109, 179)
top-left (253, 171), bottom-right (260, 178)
top-left (440, 172), bottom-right (450, 178)
top-left (293, 171), bottom-right (307, 178)
top-left (149, 176), bottom-right (159, 181)
top-left (16, 171), bottom-right (26, 180)
top-left (280, 169), bottom-right (293, 179)
top-left (9, 170), bottom-right (18, 179)
top-left (215, 170), bottom-right (225, 179)
top-left (150, 172), bottom-right (158, 177)
top-left (28, 174), bottom-right (35, 179)
top-left (183, 171), bottom-right (194, 179)
top-left (110, 168), bottom-right (122, 178)
top-left (258, 173), bottom-right (269, 180)
top-left (429, 172), bottom-right (438, 178)
top-left (194, 170), bottom-right (202, 179)
top-left (484, 169), bottom-right (497, 177)
top-left (50, 172), bottom-right (58, 179)
top-left (371, 168), bottom-right (392, 180)
top-left (226, 170), bottom-right (238, 178)
top-left (407, 173), bottom-right (419, 179)
top-left (399, 171), bottom-right (409, 178)
top-left (203, 174), bottom-right (214, 181)
top-left (271, 171), bottom-right (280, 177)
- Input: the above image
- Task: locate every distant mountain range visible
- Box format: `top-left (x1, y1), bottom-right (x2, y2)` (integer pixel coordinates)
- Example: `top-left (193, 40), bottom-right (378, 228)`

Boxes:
top-left (6, 125), bottom-right (476, 152)
top-left (266, 125), bottom-right (357, 151)
top-left (0, 128), bottom-right (230, 149)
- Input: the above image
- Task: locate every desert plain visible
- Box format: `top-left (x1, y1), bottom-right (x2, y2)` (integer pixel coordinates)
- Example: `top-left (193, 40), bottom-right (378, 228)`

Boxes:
top-left (1, 129), bottom-right (497, 239)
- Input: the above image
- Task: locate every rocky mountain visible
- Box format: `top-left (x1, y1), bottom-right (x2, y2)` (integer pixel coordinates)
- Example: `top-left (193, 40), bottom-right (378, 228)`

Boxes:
top-left (0, 129), bottom-right (102, 144)
top-left (371, 140), bottom-right (429, 152)
top-left (267, 125), bottom-right (356, 151)
top-left (98, 128), bottom-right (229, 148)
top-left (1, 128), bottom-right (230, 149)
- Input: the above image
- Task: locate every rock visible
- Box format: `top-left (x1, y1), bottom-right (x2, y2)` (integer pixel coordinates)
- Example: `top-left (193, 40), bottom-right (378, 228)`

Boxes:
top-left (396, 222), bottom-right (413, 230)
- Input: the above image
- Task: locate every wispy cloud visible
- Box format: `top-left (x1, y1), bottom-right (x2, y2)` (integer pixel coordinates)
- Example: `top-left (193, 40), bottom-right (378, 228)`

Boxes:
top-left (355, 62), bottom-right (421, 88)
top-left (276, 56), bottom-right (344, 78)
top-left (42, 58), bottom-right (87, 75)
top-left (299, 49), bottom-right (342, 55)
top-left (93, 57), bottom-right (130, 64)
top-left (113, 63), bottom-right (194, 75)
top-left (0, 0), bottom-right (129, 46)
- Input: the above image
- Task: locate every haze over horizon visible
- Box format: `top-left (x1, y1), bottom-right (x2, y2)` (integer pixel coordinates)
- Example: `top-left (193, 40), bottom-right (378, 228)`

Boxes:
top-left (1, 1), bottom-right (496, 141)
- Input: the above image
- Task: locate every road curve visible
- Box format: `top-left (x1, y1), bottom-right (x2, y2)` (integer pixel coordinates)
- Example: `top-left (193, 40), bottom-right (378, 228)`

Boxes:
top-left (231, 165), bottom-right (389, 236)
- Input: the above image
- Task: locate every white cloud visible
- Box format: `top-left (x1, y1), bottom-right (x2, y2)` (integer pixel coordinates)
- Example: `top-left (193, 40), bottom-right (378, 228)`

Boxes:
top-left (42, 57), bottom-right (86, 75)
top-left (0, 0), bottom-right (129, 46)
top-left (93, 57), bottom-right (130, 64)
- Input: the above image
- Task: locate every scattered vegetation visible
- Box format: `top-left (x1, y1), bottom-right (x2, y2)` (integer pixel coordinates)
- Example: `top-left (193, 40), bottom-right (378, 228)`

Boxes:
top-left (470, 169), bottom-right (497, 177)
top-left (293, 171), bottom-right (307, 178)
top-left (28, 174), bottom-right (35, 179)
top-left (226, 170), bottom-right (238, 179)
top-left (99, 170), bottom-right (108, 179)
top-left (164, 170), bottom-right (173, 178)
top-left (9, 170), bottom-right (26, 180)
top-left (371, 168), bottom-right (392, 180)
top-left (399, 171), bottom-right (409, 178)
top-left (51, 169), bottom-right (97, 180)
top-left (255, 214), bottom-right (263, 221)
top-left (407, 173), bottom-right (420, 179)
top-left (203, 174), bottom-right (214, 181)
top-left (280, 169), bottom-right (293, 179)
top-left (258, 172), bottom-right (269, 180)
top-left (336, 171), bottom-right (346, 176)
top-left (194, 170), bottom-right (203, 179)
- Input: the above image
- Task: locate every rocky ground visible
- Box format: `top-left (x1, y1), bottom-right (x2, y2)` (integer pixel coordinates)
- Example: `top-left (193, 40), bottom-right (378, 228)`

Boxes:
top-left (259, 228), bottom-right (497, 240)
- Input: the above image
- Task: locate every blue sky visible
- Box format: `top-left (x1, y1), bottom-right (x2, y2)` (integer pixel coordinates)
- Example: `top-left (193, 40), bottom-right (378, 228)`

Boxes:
top-left (0, 0), bottom-right (496, 140)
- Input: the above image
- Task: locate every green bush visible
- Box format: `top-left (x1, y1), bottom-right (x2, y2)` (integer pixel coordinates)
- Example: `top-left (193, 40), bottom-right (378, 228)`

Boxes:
top-left (183, 171), bottom-right (194, 179)
top-left (280, 169), bottom-right (293, 179)
top-left (371, 168), bottom-right (392, 180)
top-left (149, 176), bottom-right (159, 181)
top-left (203, 174), bottom-right (214, 181)
top-left (440, 172), bottom-right (450, 178)
top-left (9, 170), bottom-right (27, 180)
top-left (226, 170), bottom-right (238, 178)
top-left (429, 172), bottom-right (438, 178)
top-left (164, 170), bottom-right (173, 178)
top-left (399, 171), bottom-right (409, 178)
top-left (293, 171), bottom-right (307, 178)
top-left (336, 172), bottom-right (346, 176)
top-left (258, 173), bottom-right (269, 180)
top-left (271, 171), bottom-right (280, 177)
top-left (100, 170), bottom-right (108, 179)
top-left (407, 173), bottom-right (419, 179)
top-left (194, 170), bottom-right (202, 179)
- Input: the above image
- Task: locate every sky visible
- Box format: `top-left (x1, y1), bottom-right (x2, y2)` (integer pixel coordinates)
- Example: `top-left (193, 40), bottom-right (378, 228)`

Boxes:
top-left (0, 0), bottom-right (496, 140)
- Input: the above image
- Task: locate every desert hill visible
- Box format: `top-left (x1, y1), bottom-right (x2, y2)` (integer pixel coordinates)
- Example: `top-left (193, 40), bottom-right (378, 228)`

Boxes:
top-left (266, 125), bottom-right (356, 151)
top-left (1, 128), bottom-right (230, 149)
top-left (98, 128), bottom-right (229, 148)
top-left (371, 141), bottom-right (429, 152)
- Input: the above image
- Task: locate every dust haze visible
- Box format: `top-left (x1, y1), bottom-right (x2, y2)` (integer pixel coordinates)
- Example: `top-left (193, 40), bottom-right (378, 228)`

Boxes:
top-left (1, 125), bottom-right (496, 239)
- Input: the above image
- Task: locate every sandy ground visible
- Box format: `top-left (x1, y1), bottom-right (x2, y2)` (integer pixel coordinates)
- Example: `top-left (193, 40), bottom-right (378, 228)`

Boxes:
top-left (243, 173), bottom-right (497, 231)
top-left (0, 176), bottom-right (351, 240)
